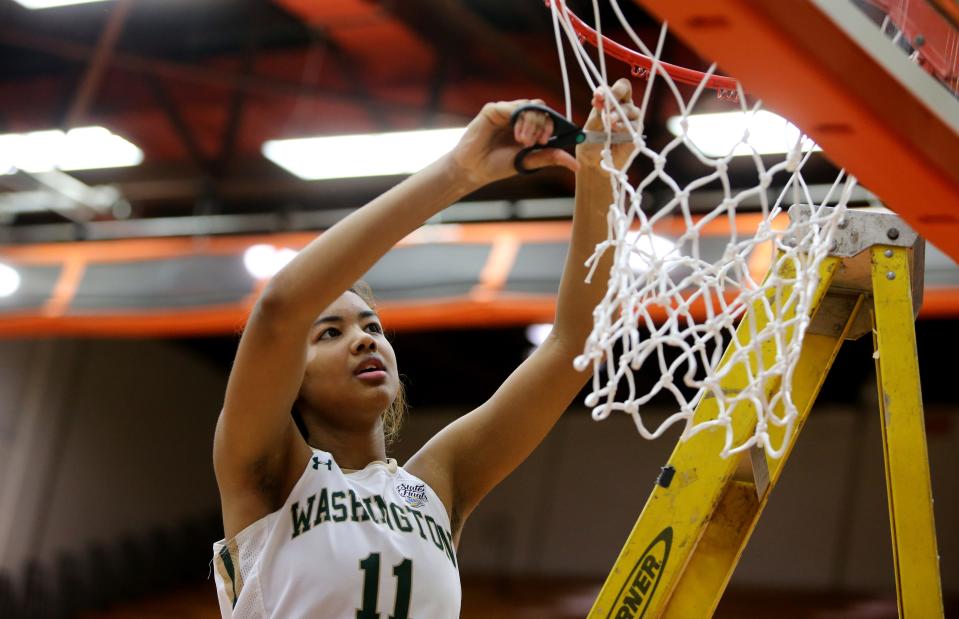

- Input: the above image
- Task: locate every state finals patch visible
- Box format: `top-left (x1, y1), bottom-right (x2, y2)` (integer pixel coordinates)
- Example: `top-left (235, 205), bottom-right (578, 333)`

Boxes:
top-left (395, 481), bottom-right (428, 508)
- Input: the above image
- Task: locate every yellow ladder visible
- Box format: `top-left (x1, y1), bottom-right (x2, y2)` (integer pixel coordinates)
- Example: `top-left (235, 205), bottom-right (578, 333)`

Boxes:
top-left (588, 207), bottom-right (943, 619)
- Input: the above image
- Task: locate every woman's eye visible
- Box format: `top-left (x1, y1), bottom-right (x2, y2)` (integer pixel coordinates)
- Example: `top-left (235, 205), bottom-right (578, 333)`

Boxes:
top-left (366, 323), bottom-right (383, 334)
top-left (318, 327), bottom-right (340, 340)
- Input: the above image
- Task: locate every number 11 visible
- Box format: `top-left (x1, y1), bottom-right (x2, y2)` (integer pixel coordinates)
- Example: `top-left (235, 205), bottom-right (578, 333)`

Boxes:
top-left (357, 553), bottom-right (412, 619)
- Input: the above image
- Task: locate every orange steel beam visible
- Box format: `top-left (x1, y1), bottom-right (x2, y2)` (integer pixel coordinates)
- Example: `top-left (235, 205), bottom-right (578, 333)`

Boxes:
top-left (633, 0), bottom-right (959, 263)
top-left (928, 0), bottom-right (959, 30)
top-left (1, 287), bottom-right (956, 338)
top-left (1, 218), bottom-right (956, 337)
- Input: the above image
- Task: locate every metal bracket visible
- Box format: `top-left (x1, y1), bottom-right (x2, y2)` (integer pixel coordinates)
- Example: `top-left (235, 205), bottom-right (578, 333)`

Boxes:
top-left (790, 205), bottom-right (925, 339)
top-left (787, 204), bottom-right (920, 257)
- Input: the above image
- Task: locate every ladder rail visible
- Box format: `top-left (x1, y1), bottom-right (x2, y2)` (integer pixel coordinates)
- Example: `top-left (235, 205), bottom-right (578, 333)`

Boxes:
top-left (588, 224), bottom-right (944, 618)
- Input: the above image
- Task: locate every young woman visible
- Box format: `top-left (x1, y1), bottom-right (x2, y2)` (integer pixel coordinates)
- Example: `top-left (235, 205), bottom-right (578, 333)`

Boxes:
top-left (212, 79), bottom-right (638, 618)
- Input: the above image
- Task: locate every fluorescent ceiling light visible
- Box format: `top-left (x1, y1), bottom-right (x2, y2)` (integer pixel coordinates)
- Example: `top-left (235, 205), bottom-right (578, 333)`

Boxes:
top-left (0, 126), bottom-right (143, 174)
top-left (12, 0), bottom-right (110, 8)
top-left (263, 127), bottom-right (467, 180)
top-left (625, 231), bottom-right (678, 273)
top-left (243, 244), bottom-right (298, 280)
top-left (525, 323), bottom-right (553, 347)
top-left (0, 264), bottom-right (21, 298)
top-left (667, 110), bottom-right (821, 157)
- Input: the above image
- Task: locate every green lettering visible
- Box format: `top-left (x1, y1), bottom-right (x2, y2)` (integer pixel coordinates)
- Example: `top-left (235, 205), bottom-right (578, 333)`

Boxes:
top-left (424, 515), bottom-right (445, 550)
top-left (375, 496), bottom-right (395, 530)
top-left (349, 490), bottom-right (370, 522)
top-left (361, 497), bottom-right (379, 524)
top-left (290, 495), bottom-right (315, 538)
top-left (438, 525), bottom-right (457, 567)
top-left (313, 488), bottom-right (330, 526)
top-left (331, 491), bottom-right (347, 522)
top-left (390, 503), bottom-right (413, 532)
top-left (406, 507), bottom-right (428, 540)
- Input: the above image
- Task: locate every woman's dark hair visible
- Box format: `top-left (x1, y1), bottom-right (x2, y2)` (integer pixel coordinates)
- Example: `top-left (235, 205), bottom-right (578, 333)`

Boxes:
top-left (292, 282), bottom-right (408, 449)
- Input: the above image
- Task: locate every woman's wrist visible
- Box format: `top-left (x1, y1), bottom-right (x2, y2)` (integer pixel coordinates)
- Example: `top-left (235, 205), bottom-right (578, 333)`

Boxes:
top-left (437, 151), bottom-right (485, 197)
top-left (575, 141), bottom-right (612, 169)
top-left (575, 151), bottom-right (612, 177)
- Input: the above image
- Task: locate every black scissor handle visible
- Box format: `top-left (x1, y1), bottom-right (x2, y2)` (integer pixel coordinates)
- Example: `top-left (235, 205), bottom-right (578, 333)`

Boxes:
top-left (509, 103), bottom-right (584, 174)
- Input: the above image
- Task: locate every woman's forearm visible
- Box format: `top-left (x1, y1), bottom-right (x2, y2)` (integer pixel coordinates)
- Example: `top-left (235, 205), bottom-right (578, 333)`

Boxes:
top-left (261, 153), bottom-right (478, 326)
top-left (552, 166), bottom-right (614, 350)
top-left (552, 79), bottom-right (637, 354)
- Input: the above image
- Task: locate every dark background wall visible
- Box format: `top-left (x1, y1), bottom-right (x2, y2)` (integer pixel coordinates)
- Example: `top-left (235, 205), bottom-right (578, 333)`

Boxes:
top-left (0, 324), bottom-right (956, 616)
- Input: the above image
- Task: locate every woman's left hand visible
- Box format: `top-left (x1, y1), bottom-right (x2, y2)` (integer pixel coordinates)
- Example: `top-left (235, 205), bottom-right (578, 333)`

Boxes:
top-left (449, 98), bottom-right (580, 187)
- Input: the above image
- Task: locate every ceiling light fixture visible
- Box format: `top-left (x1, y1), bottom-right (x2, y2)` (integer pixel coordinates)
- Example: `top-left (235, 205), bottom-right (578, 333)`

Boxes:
top-left (12, 0), bottom-right (111, 8)
top-left (0, 264), bottom-right (21, 298)
top-left (243, 244), bottom-right (298, 280)
top-left (0, 126), bottom-right (143, 174)
top-left (525, 323), bottom-right (553, 348)
top-left (262, 127), bottom-right (467, 180)
top-left (667, 110), bottom-right (821, 157)
top-left (624, 231), bottom-right (678, 273)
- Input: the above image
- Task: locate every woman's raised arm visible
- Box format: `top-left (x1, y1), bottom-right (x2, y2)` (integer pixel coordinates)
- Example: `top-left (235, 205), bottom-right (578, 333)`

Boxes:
top-left (213, 101), bottom-right (578, 538)
top-left (406, 80), bottom-right (640, 535)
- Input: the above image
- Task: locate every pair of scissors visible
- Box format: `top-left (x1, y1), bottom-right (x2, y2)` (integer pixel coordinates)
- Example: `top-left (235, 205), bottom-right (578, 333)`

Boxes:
top-left (509, 103), bottom-right (634, 174)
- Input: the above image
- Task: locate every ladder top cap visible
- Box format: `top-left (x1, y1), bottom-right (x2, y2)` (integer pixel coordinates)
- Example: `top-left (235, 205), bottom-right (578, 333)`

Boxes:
top-left (787, 204), bottom-right (920, 258)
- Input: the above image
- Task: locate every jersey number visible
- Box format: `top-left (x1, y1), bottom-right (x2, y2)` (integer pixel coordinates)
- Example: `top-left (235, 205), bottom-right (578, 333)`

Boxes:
top-left (357, 553), bottom-right (412, 619)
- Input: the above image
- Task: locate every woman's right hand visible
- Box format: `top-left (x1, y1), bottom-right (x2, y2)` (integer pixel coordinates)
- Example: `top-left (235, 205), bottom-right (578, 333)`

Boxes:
top-left (448, 99), bottom-right (580, 187)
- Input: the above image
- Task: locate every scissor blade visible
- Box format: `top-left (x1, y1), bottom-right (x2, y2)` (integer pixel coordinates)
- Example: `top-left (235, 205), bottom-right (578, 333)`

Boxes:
top-left (582, 131), bottom-right (635, 144)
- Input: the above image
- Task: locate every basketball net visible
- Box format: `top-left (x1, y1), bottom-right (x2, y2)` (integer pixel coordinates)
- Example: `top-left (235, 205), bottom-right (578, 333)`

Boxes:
top-left (549, 0), bottom-right (856, 458)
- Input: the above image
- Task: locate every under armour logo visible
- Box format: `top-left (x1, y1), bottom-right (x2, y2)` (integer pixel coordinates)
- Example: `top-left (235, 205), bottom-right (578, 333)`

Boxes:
top-left (312, 456), bottom-right (332, 471)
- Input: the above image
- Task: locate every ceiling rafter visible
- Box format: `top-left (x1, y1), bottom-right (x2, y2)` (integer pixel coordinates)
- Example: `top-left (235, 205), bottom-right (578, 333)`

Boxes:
top-left (0, 27), bottom-right (437, 118)
top-left (321, 32), bottom-right (396, 131)
top-left (215, 0), bottom-right (262, 176)
top-left (382, 0), bottom-right (582, 104)
top-left (62, 0), bottom-right (133, 130)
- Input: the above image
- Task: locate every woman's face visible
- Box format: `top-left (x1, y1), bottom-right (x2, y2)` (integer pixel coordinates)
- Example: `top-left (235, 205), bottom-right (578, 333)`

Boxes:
top-left (298, 291), bottom-right (399, 430)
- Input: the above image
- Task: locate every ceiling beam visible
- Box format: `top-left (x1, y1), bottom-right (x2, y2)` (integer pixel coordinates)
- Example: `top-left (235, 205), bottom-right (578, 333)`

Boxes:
top-left (62, 0), bottom-right (133, 129)
top-left (384, 0), bottom-right (582, 104)
top-left (0, 27), bottom-right (436, 118)
top-left (147, 76), bottom-right (215, 177)
top-left (215, 0), bottom-right (262, 175)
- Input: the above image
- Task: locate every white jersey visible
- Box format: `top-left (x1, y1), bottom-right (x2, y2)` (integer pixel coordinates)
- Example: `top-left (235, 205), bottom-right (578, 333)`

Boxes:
top-left (212, 449), bottom-right (461, 618)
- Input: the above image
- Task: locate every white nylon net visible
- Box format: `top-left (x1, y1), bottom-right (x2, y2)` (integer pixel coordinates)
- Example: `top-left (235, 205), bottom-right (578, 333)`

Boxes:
top-left (550, 0), bottom-right (857, 458)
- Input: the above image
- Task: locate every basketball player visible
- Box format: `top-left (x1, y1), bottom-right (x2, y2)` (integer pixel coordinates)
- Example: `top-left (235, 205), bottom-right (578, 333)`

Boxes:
top-left (212, 78), bottom-right (638, 618)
